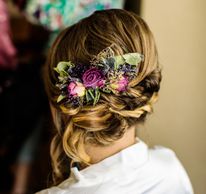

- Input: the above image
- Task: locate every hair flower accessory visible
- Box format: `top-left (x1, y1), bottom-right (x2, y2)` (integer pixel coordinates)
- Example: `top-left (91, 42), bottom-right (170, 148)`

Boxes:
top-left (82, 67), bottom-right (105, 88)
top-left (54, 47), bottom-right (144, 107)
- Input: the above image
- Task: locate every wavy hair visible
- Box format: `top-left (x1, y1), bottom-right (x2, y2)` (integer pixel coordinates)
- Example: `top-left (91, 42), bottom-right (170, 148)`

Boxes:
top-left (44, 9), bottom-right (161, 185)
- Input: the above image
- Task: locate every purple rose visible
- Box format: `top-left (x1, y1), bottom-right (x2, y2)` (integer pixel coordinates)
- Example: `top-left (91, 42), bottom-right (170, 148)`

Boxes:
top-left (82, 67), bottom-right (105, 88)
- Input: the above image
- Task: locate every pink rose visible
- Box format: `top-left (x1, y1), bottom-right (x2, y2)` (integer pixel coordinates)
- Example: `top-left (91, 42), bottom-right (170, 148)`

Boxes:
top-left (82, 67), bottom-right (105, 88)
top-left (110, 75), bottom-right (129, 92)
top-left (67, 81), bottom-right (85, 97)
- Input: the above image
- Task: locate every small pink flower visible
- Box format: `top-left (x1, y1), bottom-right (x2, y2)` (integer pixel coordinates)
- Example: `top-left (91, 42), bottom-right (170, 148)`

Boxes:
top-left (96, 79), bottom-right (106, 88)
top-left (117, 76), bottom-right (129, 91)
top-left (109, 74), bottom-right (129, 92)
top-left (67, 81), bottom-right (85, 97)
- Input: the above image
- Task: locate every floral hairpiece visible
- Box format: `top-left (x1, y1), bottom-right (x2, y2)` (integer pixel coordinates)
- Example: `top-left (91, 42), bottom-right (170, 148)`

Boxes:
top-left (54, 47), bottom-right (144, 107)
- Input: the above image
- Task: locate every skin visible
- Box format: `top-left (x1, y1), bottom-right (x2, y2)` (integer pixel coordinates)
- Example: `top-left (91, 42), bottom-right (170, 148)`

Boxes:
top-left (85, 125), bottom-right (137, 164)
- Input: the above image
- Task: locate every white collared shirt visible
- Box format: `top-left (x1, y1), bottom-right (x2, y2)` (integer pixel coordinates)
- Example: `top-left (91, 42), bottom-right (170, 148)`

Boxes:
top-left (37, 139), bottom-right (194, 194)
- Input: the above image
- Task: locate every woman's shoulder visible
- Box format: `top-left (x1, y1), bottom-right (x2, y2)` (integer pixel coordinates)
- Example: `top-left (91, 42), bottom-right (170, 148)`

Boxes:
top-left (35, 143), bottom-right (194, 194)
top-left (147, 144), bottom-right (194, 194)
top-left (147, 144), bottom-right (187, 178)
top-left (148, 144), bottom-right (177, 163)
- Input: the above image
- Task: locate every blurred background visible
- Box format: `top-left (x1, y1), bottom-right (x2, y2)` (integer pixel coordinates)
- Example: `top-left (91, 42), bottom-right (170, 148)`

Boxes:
top-left (139, 1), bottom-right (206, 194)
top-left (0, 0), bottom-right (205, 194)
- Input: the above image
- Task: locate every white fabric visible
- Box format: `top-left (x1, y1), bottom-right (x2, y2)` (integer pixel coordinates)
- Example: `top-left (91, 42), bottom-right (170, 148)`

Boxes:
top-left (37, 138), bottom-right (194, 194)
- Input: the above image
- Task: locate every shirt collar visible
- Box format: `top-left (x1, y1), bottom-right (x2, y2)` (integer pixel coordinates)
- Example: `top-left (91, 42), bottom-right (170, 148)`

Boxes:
top-left (70, 137), bottom-right (149, 181)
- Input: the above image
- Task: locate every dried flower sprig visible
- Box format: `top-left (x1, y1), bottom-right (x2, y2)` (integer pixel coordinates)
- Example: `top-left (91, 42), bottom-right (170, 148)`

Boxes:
top-left (54, 47), bottom-right (144, 107)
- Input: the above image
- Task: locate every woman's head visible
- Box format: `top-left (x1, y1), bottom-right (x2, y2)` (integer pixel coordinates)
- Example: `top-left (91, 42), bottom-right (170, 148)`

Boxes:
top-left (45, 9), bottom-right (161, 184)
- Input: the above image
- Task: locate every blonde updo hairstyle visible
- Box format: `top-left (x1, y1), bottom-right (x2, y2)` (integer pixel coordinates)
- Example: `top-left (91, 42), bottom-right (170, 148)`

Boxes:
top-left (45, 9), bottom-right (161, 184)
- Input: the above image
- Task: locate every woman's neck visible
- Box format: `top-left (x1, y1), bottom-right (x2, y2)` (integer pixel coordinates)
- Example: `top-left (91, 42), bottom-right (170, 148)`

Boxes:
top-left (85, 126), bottom-right (137, 164)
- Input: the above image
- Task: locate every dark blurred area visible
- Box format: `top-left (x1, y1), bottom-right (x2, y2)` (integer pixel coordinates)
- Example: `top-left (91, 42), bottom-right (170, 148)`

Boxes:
top-left (0, 2), bottom-right (52, 193)
top-left (0, 1), bottom-right (141, 193)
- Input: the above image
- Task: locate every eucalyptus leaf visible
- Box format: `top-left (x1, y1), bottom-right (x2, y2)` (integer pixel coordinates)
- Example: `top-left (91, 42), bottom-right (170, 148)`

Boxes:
top-left (113, 55), bottom-right (125, 69)
top-left (54, 68), bottom-right (68, 77)
top-left (57, 94), bottom-right (66, 103)
top-left (123, 53), bottom-right (143, 66)
top-left (54, 61), bottom-right (73, 76)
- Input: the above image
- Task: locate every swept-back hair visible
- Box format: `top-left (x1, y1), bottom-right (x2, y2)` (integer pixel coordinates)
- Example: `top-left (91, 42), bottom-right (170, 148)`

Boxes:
top-left (44, 9), bottom-right (161, 185)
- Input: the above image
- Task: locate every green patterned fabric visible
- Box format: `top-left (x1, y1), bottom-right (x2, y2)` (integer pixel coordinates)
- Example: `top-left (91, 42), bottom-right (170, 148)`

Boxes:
top-left (25, 0), bottom-right (124, 31)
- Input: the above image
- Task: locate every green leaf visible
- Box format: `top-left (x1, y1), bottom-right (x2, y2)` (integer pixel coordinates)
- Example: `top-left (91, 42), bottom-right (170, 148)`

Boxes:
top-left (57, 94), bottom-right (66, 103)
top-left (57, 61), bottom-right (73, 71)
top-left (96, 90), bottom-right (101, 105)
top-left (54, 61), bottom-right (73, 76)
top-left (113, 55), bottom-right (125, 69)
top-left (93, 88), bottom-right (100, 105)
top-left (58, 76), bottom-right (67, 82)
top-left (123, 53), bottom-right (143, 66)
top-left (85, 90), bottom-right (90, 102)
top-left (102, 87), bottom-right (112, 93)
top-left (88, 89), bottom-right (95, 99)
